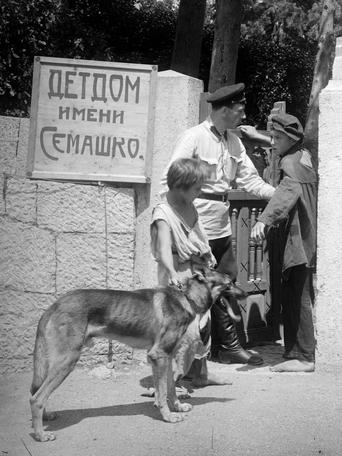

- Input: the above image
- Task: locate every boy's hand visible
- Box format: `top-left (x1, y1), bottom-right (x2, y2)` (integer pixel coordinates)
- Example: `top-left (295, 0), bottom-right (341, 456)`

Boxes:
top-left (238, 125), bottom-right (272, 146)
top-left (251, 221), bottom-right (266, 242)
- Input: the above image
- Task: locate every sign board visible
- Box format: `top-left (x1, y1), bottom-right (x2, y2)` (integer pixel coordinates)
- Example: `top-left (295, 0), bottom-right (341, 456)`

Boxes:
top-left (27, 56), bottom-right (157, 183)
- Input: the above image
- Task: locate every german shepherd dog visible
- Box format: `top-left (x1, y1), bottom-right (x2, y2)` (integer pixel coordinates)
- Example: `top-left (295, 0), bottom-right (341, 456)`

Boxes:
top-left (30, 268), bottom-right (246, 442)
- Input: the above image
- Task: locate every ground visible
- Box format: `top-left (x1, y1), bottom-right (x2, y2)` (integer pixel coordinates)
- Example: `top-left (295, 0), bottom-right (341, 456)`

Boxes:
top-left (1, 343), bottom-right (342, 456)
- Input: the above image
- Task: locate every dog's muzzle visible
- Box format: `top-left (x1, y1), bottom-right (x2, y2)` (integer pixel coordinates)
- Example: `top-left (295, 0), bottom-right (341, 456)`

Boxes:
top-left (222, 282), bottom-right (247, 300)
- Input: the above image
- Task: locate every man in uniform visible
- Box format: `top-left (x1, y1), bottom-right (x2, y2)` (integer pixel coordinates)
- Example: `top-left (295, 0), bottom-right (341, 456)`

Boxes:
top-left (162, 83), bottom-right (275, 366)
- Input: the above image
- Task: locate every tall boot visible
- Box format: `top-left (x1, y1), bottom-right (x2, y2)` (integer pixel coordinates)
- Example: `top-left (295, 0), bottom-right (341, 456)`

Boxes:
top-left (211, 297), bottom-right (263, 365)
top-left (184, 358), bottom-right (233, 387)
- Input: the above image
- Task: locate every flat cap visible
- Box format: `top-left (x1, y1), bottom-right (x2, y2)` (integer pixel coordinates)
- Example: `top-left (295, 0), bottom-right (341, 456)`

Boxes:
top-left (271, 113), bottom-right (303, 141)
top-left (207, 83), bottom-right (246, 105)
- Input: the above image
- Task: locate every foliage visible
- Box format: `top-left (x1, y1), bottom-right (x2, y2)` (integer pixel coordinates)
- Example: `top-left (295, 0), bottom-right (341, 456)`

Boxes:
top-left (237, 0), bottom-right (323, 125)
top-left (0, 0), bottom-right (176, 116)
top-left (237, 37), bottom-right (316, 127)
top-left (0, 0), bottom-right (59, 116)
top-left (49, 0), bottom-right (176, 63)
top-left (0, 0), bottom-right (339, 124)
top-left (200, 0), bottom-right (341, 126)
top-left (243, 0), bottom-right (342, 41)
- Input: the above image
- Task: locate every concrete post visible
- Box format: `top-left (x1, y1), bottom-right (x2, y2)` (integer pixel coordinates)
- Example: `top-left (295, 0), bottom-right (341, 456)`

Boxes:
top-left (316, 37), bottom-right (342, 365)
top-left (134, 70), bottom-right (203, 288)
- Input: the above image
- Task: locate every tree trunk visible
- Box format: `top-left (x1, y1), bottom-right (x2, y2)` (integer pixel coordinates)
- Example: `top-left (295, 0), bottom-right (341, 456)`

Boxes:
top-left (208, 0), bottom-right (243, 92)
top-left (171, 0), bottom-right (206, 78)
top-left (304, 0), bottom-right (336, 167)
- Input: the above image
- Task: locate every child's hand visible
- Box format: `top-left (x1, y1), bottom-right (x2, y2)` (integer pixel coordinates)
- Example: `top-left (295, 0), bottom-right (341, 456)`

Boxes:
top-left (238, 125), bottom-right (272, 146)
top-left (169, 274), bottom-right (182, 289)
top-left (251, 221), bottom-right (266, 242)
top-left (238, 125), bottom-right (259, 139)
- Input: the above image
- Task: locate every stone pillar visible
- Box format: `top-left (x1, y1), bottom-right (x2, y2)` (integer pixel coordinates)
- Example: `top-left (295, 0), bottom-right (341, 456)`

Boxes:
top-left (134, 70), bottom-right (203, 288)
top-left (316, 37), bottom-right (342, 366)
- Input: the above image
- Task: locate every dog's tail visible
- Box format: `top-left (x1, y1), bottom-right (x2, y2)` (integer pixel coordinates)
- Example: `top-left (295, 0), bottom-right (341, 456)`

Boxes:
top-left (30, 319), bottom-right (48, 396)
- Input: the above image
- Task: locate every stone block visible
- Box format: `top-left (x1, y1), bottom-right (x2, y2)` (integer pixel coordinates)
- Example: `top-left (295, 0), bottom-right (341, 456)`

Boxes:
top-left (16, 117), bottom-right (30, 176)
top-left (0, 289), bottom-right (55, 373)
top-left (37, 181), bottom-right (106, 233)
top-left (79, 339), bottom-right (110, 367)
top-left (0, 218), bottom-right (56, 293)
top-left (0, 141), bottom-right (17, 174)
top-left (0, 174), bottom-right (5, 215)
top-left (78, 341), bottom-right (132, 368)
top-left (5, 176), bottom-right (37, 223)
top-left (317, 78), bottom-right (342, 364)
top-left (56, 233), bottom-right (107, 293)
top-left (0, 116), bottom-right (20, 141)
top-left (152, 71), bottom-right (203, 192)
top-left (105, 187), bottom-right (135, 233)
top-left (107, 232), bottom-right (135, 289)
top-left (134, 71), bottom-right (202, 289)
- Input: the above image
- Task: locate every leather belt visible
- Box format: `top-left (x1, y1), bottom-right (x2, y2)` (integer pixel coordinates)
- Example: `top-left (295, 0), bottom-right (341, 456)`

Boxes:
top-left (197, 192), bottom-right (228, 202)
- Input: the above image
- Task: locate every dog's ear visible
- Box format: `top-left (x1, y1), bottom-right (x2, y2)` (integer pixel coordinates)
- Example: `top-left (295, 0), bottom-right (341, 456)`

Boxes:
top-left (192, 271), bottom-right (206, 282)
top-left (192, 264), bottom-right (210, 277)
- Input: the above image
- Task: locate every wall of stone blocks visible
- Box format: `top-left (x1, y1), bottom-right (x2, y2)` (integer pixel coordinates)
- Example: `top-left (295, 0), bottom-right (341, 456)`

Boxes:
top-left (0, 116), bottom-right (136, 373)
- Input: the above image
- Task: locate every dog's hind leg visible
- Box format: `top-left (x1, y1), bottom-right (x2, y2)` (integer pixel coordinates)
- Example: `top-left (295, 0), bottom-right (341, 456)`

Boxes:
top-left (30, 350), bottom-right (80, 442)
top-left (148, 347), bottom-right (185, 423)
top-left (30, 324), bottom-right (58, 424)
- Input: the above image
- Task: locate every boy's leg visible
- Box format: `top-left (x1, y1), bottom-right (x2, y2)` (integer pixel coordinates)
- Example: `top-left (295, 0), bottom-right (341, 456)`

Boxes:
top-left (271, 265), bottom-right (315, 372)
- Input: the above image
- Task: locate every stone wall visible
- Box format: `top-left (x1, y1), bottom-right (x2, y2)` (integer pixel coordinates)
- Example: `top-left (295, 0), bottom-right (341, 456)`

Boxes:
top-left (0, 116), bottom-right (135, 373)
top-left (316, 37), bottom-right (342, 366)
top-left (0, 70), bottom-right (204, 374)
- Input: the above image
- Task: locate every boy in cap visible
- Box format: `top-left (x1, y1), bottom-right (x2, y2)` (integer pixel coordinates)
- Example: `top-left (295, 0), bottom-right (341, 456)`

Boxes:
top-left (160, 83), bottom-right (275, 372)
top-left (251, 113), bottom-right (317, 372)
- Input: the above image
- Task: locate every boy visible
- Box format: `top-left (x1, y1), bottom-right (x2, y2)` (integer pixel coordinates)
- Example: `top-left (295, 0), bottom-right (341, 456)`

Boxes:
top-left (251, 113), bottom-right (317, 372)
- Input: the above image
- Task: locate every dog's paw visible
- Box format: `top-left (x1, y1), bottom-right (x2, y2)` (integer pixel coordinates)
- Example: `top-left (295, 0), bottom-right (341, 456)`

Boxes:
top-left (163, 412), bottom-right (186, 423)
top-left (175, 385), bottom-right (191, 399)
top-left (174, 401), bottom-right (192, 413)
top-left (142, 387), bottom-right (155, 398)
top-left (34, 431), bottom-right (56, 442)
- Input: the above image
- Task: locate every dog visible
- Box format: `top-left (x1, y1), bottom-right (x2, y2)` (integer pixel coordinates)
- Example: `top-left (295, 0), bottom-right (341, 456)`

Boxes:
top-left (30, 268), bottom-right (246, 442)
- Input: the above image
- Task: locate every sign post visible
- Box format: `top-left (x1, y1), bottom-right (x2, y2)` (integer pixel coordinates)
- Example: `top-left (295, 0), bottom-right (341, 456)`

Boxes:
top-left (27, 56), bottom-right (157, 183)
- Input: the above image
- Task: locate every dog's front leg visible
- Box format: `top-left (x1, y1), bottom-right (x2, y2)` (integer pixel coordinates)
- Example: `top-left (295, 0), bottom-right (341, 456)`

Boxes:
top-left (167, 361), bottom-right (192, 414)
top-left (148, 348), bottom-right (185, 423)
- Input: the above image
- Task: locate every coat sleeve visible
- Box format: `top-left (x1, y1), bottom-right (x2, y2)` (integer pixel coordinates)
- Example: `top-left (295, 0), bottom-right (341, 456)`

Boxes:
top-left (258, 176), bottom-right (302, 226)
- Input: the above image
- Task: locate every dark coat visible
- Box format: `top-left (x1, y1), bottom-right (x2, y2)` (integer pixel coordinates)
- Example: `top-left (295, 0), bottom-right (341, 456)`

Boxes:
top-left (258, 146), bottom-right (317, 275)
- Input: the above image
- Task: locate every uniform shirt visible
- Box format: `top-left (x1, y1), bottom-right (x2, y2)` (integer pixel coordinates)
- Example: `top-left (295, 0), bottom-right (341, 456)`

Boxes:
top-left (161, 117), bottom-right (275, 240)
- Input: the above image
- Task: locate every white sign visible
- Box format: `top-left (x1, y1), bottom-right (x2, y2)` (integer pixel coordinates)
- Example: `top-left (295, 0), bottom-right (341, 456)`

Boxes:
top-left (27, 56), bottom-right (157, 183)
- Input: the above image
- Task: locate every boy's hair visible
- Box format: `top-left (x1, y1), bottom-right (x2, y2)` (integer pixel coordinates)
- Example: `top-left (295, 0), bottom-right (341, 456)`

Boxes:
top-left (167, 158), bottom-right (209, 190)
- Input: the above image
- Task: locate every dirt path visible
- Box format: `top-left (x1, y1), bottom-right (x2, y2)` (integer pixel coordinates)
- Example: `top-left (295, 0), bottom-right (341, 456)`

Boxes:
top-left (1, 344), bottom-right (342, 456)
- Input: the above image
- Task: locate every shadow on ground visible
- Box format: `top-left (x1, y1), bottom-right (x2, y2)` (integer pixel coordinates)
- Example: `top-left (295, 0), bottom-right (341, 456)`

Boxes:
top-left (40, 395), bottom-right (233, 436)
